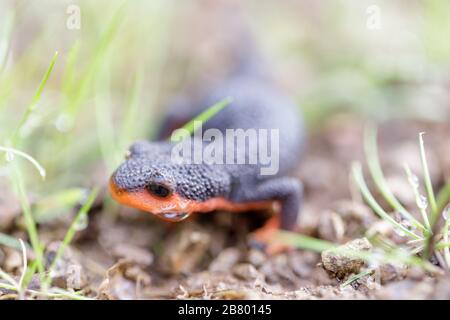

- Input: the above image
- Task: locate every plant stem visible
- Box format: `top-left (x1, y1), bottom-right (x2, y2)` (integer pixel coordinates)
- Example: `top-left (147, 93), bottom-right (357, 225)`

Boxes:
top-left (43, 188), bottom-right (98, 287)
top-left (352, 162), bottom-right (422, 240)
top-left (435, 178), bottom-right (450, 224)
top-left (404, 164), bottom-right (432, 231)
top-left (11, 166), bottom-right (44, 276)
top-left (170, 97), bottom-right (233, 141)
top-left (10, 51), bottom-right (58, 146)
top-left (0, 146), bottom-right (46, 179)
top-left (364, 127), bottom-right (425, 232)
top-left (419, 132), bottom-right (437, 217)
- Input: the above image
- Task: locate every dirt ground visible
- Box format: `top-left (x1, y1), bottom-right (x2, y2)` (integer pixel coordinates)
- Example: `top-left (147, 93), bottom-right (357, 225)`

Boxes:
top-left (1, 114), bottom-right (450, 300)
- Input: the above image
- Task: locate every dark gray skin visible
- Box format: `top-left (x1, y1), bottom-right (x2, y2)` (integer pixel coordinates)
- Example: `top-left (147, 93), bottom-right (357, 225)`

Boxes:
top-left (111, 71), bottom-right (305, 235)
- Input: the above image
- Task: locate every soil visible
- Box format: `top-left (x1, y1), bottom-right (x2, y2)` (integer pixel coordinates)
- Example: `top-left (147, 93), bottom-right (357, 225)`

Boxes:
top-left (1, 114), bottom-right (450, 300)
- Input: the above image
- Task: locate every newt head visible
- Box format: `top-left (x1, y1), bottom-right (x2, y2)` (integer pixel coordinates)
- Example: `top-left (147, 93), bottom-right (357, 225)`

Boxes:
top-left (109, 178), bottom-right (193, 222)
top-left (109, 140), bottom-right (232, 222)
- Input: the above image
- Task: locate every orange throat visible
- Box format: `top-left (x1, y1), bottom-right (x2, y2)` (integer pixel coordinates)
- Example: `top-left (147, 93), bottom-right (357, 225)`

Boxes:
top-left (109, 179), bottom-right (275, 222)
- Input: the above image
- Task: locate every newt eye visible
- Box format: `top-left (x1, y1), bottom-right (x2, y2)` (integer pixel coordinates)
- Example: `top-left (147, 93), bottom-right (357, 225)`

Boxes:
top-left (147, 183), bottom-right (171, 198)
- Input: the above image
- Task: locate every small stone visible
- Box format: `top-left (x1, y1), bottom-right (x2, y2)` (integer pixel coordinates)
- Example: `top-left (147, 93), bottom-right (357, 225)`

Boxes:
top-left (318, 210), bottom-right (346, 242)
top-left (160, 224), bottom-right (210, 274)
top-left (209, 247), bottom-right (240, 273)
top-left (405, 266), bottom-right (426, 281)
top-left (247, 249), bottom-right (266, 267)
top-left (288, 251), bottom-right (317, 278)
top-left (111, 243), bottom-right (153, 267)
top-left (66, 264), bottom-right (84, 290)
top-left (321, 238), bottom-right (372, 279)
top-left (378, 264), bottom-right (401, 284)
top-left (44, 241), bottom-right (87, 290)
top-left (232, 263), bottom-right (260, 281)
top-left (3, 247), bottom-right (22, 272)
top-left (98, 260), bottom-right (148, 300)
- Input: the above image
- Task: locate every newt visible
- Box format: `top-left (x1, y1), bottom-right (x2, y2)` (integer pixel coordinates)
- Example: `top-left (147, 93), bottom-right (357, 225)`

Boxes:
top-left (109, 53), bottom-right (305, 254)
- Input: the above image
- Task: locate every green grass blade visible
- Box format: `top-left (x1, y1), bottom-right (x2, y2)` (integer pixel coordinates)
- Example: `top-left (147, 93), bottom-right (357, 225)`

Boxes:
top-left (119, 68), bottom-right (143, 148)
top-left (0, 233), bottom-right (30, 251)
top-left (0, 267), bottom-right (19, 288)
top-left (11, 51), bottom-right (58, 146)
top-left (418, 132), bottom-right (438, 259)
top-left (170, 96), bottom-right (233, 141)
top-left (37, 288), bottom-right (93, 300)
top-left (22, 260), bottom-right (38, 289)
top-left (0, 283), bottom-right (92, 300)
top-left (419, 132), bottom-right (437, 216)
top-left (341, 269), bottom-right (374, 287)
top-left (33, 188), bottom-right (87, 223)
top-left (436, 178), bottom-right (450, 223)
top-left (61, 40), bottom-right (80, 97)
top-left (64, 4), bottom-right (126, 119)
top-left (436, 241), bottom-right (450, 250)
top-left (443, 219), bottom-right (450, 270)
top-left (352, 162), bottom-right (422, 240)
top-left (43, 188), bottom-right (98, 287)
top-left (278, 230), bottom-right (435, 271)
top-left (404, 164), bottom-right (432, 231)
top-left (0, 145), bottom-right (46, 179)
top-left (364, 126), bottom-right (425, 232)
top-left (18, 239), bottom-right (27, 293)
top-left (276, 231), bottom-right (338, 252)
top-left (10, 166), bottom-right (44, 275)
top-left (94, 68), bottom-right (120, 171)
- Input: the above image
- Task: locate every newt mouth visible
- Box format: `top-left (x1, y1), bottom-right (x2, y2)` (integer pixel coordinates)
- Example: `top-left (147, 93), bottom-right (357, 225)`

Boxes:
top-left (157, 212), bottom-right (191, 222)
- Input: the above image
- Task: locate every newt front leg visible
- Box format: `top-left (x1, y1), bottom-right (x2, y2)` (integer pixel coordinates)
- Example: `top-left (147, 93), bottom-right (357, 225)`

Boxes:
top-left (237, 177), bottom-right (303, 254)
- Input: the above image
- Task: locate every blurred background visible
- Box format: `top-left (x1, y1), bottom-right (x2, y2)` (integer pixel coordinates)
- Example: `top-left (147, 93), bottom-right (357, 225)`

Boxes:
top-left (0, 0), bottom-right (449, 232)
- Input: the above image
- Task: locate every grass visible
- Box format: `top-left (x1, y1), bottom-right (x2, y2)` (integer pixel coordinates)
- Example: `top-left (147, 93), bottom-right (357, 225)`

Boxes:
top-left (277, 231), bottom-right (437, 272)
top-left (0, 145), bottom-right (46, 179)
top-left (404, 164), bottom-right (431, 231)
top-left (1, 50), bottom-right (60, 284)
top-left (43, 188), bottom-right (99, 288)
top-left (363, 127), bottom-right (425, 233)
top-left (0, 4), bottom-right (127, 298)
top-left (11, 165), bottom-right (45, 276)
top-left (419, 132), bottom-right (438, 216)
top-left (170, 96), bottom-right (233, 141)
top-left (436, 178), bottom-right (450, 223)
top-left (0, 233), bottom-right (30, 250)
top-left (10, 51), bottom-right (59, 148)
top-left (276, 126), bottom-right (449, 275)
top-left (0, 282), bottom-right (92, 300)
top-left (352, 163), bottom-right (421, 240)
top-left (1, 0), bottom-right (450, 299)
top-left (0, 2), bottom-right (175, 299)
top-left (0, 180), bottom-right (98, 297)
top-left (341, 269), bottom-right (374, 287)
top-left (351, 126), bottom-right (450, 270)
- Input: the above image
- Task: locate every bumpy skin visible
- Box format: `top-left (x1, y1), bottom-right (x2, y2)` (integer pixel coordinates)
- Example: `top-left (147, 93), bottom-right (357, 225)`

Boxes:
top-left (110, 73), bottom-right (305, 248)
